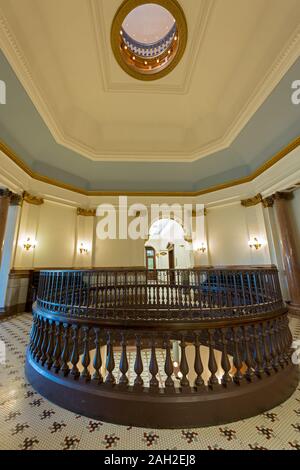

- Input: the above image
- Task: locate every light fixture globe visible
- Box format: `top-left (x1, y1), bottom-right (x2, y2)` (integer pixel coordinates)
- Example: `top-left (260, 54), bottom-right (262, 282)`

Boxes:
top-left (111, 0), bottom-right (187, 80)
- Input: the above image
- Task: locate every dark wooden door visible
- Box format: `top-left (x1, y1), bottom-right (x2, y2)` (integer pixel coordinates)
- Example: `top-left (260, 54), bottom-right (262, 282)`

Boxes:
top-left (168, 246), bottom-right (175, 284)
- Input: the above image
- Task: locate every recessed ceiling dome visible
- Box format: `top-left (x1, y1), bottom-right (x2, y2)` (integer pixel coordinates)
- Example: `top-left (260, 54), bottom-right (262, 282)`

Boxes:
top-left (122, 4), bottom-right (175, 46)
top-left (111, 0), bottom-right (187, 80)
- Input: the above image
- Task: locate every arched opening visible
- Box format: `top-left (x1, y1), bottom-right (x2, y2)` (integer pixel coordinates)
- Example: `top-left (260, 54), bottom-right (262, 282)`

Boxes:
top-left (145, 218), bottom-right (193, 269)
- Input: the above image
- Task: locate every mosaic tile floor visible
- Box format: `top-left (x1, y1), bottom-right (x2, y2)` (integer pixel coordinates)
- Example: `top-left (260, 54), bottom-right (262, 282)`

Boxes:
top-left (0, 313), bottom-right (300, 450)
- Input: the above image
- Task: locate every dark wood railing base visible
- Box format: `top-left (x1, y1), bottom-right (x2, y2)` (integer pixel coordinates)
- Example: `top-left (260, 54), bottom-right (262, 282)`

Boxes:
top-left (25, 353), bottom-right (299, 429)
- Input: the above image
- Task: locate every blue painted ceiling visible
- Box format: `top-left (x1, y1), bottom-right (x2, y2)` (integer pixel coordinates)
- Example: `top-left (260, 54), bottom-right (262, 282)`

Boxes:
top-left (0, 51), bottom-right (300, 192)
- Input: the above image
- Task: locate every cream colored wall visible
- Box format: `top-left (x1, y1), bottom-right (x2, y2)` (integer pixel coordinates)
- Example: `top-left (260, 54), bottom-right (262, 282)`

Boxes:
top-left (14, 201), bottom-right (77, 268)
top-left (206, 203), bottom-right (271, 266)
top-left (13, 198), bottom-right (274, 269)
top-left (94, 237), bottom-right (145, 267)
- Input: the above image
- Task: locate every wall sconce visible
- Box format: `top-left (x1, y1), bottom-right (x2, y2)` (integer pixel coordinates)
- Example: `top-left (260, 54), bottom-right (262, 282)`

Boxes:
top-left (21, 237), bottom-right (37, 251)
top-left (248, 237), bottom-right (263, 250)
top-left (194, 242), bottom-right (207, 254)
top-left (79, 242), bottom-right (90, 255)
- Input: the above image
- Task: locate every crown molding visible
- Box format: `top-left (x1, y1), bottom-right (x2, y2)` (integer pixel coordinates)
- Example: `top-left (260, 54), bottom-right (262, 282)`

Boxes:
top-left (1, 4), bottom-right (300, 162)
top-left (1, 136), bottom-right (300, 197)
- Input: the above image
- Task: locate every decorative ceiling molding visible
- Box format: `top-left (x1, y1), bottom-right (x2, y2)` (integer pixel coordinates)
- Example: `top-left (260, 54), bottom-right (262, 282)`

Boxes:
top-left (1, 3), bottom-right (300, 162)
top-left (23, 191), bottom-right (44, 205)
top-left (241, 193), bottom-right (263, 207)
top-left (90, 0), bottom-right (214, 94)
top-left (1, 135), bottom-right (300, 197)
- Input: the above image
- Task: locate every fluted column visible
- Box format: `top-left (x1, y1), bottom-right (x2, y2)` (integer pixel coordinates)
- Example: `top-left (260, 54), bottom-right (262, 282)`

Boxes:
top-left (0, 192), bottom-right (23, 312)
top-left (274, 192), bottom-right (300, 315)
top-left (0, 188), bottom-right (12, 264)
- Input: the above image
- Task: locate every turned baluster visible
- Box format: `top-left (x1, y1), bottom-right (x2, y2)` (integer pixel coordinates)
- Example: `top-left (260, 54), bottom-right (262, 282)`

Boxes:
top-left (60, 323), bottom-right (70, 376)
top-left (81, 326), bottom-right (91, 380)
top-left (164, 337), bottom-right (174, 388)
top-left (40, 319), bottom-right (50, 365)
top-left (282, 316), bottom-right (292, 364)
top-left (208, 329), bottom-right (218, 386)
top-left (32, 317), bottom-right (41, 359)
top-left (269, 320), bottom-right (279, 371)
top-left (179, 336), bottom-right (190, 388)
top-left (30, 316), bottom-right (39, 353)
top-left (254, 324), bottom-right (265, 377)
top-left (36, 318), bottom-right (46, 362)
top-left (149, 337), bottom-right (159, 389)
top-left (93, 328), bottom-right (103, 383)
top-left (232, 327), bottom-right (243, 383)
top-left (105, 331), bottom-right (115, 385)
top-left (194, 334), bottom-right (204, 388)
top-left (70, 325), bottom-right (80, 378)
top-left (134, 335), bottom-right (144, 387)
top-left (29, 316), bottom-right (37, 352)
top-left (221, 328), bottom-right (232, 385)
top-left (262, 322), bottom-right (273, 374)
top-left (119, 333), bottom-right (129, 386)
top-left (53, 322), bottom-right (62, 372)
top-left (243, 325), bottom-right (255, 381)
top-left (276, 317), bottom-right (287, 366)
top-left (46, 321), bottom-right (55, 369)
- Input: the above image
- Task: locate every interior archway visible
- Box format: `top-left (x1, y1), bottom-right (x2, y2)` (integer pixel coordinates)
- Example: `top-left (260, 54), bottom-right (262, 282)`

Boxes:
top-left (145, 218), bottom-right (193, 269)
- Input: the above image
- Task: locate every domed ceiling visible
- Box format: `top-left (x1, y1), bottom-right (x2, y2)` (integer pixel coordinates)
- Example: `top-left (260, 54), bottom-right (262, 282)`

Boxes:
top-left (0, 0), bottom-right (300, 194)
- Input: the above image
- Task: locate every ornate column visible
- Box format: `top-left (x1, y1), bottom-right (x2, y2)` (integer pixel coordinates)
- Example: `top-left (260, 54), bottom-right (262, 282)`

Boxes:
top-left (0, 188), bottom-right (12, 264)
top-left (273, 192), bottom-right (300, 315)
top-left (0, 192), bottom-right (22, 313)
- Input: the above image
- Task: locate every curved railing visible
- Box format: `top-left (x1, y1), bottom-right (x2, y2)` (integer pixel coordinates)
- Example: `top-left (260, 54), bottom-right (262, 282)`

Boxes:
top-left (121, 23), bottom-right (177, 58)
top-left (26, 267), bottom-right (299, 428)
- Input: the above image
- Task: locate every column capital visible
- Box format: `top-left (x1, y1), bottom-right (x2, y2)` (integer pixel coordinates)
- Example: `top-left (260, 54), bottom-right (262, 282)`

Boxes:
top-left (262, 195), bottom-right (275, 208)
top-left (10, 192), bottom-right (23, 206)
top-left (0, 188), bottom-right (12, 198)
top-left (77, 208), bottom-right (96, 217)
top-left (273, 191), bottom-right (294, 201)
top-left (0, 189), bottom-right (22, 205)
top-left (192, 208), bottom-right (207, 216)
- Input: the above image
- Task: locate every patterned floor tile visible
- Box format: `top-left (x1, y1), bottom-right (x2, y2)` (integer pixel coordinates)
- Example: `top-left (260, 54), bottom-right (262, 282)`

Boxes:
top-left (0, 313), bottom-right (299, 450)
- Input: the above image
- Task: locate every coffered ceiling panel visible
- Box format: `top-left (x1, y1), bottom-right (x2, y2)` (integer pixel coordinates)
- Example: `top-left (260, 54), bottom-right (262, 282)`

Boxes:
top-left (0, 0), bottom-right (300, 163)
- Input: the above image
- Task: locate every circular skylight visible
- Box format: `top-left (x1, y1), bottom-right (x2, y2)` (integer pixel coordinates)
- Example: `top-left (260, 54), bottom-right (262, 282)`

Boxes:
top-left (111, 0), bottom-right (187, 81)
top-left (122, 4), bottom-right (175, 45)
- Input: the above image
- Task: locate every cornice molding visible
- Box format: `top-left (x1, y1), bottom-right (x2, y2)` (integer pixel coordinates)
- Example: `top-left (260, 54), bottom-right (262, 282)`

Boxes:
top-left (77, 208), bottom-right (96, 217)
top-left (1, 5), bottom-right (300, 162)
top-left (241, 193), bottom-right (263, 207)
top-left (0, 135), bottom-right (300, 197)
top-left (23, 191), bottom-right (44, 206)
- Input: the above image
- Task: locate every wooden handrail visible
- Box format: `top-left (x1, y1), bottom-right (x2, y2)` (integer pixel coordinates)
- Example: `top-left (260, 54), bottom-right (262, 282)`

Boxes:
top-left (25, 266), bottom-right (298, 428)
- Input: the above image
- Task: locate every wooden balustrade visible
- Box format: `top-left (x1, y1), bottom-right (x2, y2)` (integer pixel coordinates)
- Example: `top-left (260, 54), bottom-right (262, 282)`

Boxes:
top-left (26, 266), bottom-right (299, 428)
top-left (36, 267), bottom-right (283, 320)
